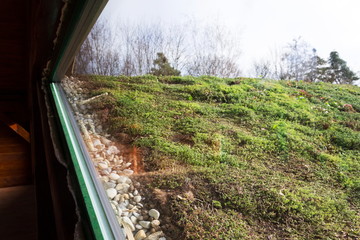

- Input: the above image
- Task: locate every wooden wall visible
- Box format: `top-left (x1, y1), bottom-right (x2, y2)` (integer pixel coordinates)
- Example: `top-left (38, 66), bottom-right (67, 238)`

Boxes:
top-left (0, 122), bottom-right (31, 187)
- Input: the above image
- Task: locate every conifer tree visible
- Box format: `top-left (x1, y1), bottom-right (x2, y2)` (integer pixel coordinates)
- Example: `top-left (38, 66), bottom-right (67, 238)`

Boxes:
top-left (328, 51), bottom-right (358, 84)
top-left (150, 52), bottom-right (181, 76)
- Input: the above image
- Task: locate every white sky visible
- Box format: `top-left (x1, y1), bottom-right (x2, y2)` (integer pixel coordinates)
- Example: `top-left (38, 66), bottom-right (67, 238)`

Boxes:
top-left (102, 0), bottom-right (360, 76)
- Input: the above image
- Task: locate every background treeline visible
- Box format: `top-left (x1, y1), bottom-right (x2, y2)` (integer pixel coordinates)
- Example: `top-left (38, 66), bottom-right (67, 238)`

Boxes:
top-left (252, 37), bottom-right (359, 84)
top-left (75, 18), bottom-right (242, 78)
top-left (75, 19), bottom-right (358, 84)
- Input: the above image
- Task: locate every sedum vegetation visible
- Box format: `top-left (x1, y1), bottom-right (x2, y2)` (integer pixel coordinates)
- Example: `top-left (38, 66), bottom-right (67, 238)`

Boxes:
top-left (81, 75), bottom-right (359, 239)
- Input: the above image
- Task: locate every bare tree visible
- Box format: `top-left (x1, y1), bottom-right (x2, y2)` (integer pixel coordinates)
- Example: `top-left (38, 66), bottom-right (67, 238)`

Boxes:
top-left (280, 37), bottom-right (313, 80)
top-left (75, 18), bottom-right (121, 75)
top-left (252, 59), bottom-right (271, 78)
top-left (75, 17), bottom-right (241, 78)
top-left (186, 21), bottom-right (242, 77)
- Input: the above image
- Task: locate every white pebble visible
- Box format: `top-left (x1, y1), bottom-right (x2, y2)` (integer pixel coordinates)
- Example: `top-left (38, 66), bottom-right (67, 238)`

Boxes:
top-left (146, 231), bottom-right (164, 240)
top-left (149, 209), bottom-right (160, 220)
top-left (98, 162), bottom-right (108, 169)
top-left (151, 220), bottom-right (160, 227)
top-left (106, 188), bottom-right (117, 199)
top-left (134, 230), bottom-right (147, 240)
top-left (116, 183), bottom-right (130, 193)
top-left (109, 173), bottom-right (120, 181)
top-left (130, 215), bottom-right (138, 224)
top-left (134, 196), bottom-right (142, 203)
top-left (139, 220), bottom-right (151, 229)
top-left (117, 176), bottom-right (131, 184)
top-left (121, 217), bottom-right (135, 231)
top-left (122, 169), bottom-right (134, 175)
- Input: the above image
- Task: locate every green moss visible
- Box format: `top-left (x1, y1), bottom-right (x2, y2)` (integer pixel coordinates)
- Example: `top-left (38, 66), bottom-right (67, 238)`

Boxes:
top-left (81, 75), bottom-right (360, 239)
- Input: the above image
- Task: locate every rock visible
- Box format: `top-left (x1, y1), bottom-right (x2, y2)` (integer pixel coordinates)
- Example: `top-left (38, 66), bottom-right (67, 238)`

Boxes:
top-left (116, 183), bottom-right (130, 193)
top-left (145, 231), bottom-right (164, 240)
top-left (139, 220), bottom-right (151, 229)
top-left (109, 173), bottom-right (120, 181)
top-left (159, 238), bottom-right (166, 240)
top-left (151, 220), bottom-right (160, 227)
top-left (134, 196), bottom-right (142, 203)
top-left (100, 136), bottom-right (112, 146)
top-left (148, 209), bottom-right (160, 220)
top-left (133, 190), bottom-right (139, 195)
top-left (106, 146), bottom-right (120, 155)
top-left (94, 157), bottom-right (104, 161)
top-left (134, 229), bottom-right (147, 240)
top-left (121, 216), bottom-right (135, 231)
top-left (135, 224), bottom-right (143, 230)
top-left (98, 162), bottom-right (108, 169)
top-left (103, 182), bottom-right (116, 189)
top-left (106, 188), bottom-right (117, 199)
top-left (114, 194), bottom-right (121, 202)
top-left (117, 176), bottom-right (131, 184)
top-left (122, 169), bottom-right (134, 175)
top-left (130, 215), bottom-right (138, 224)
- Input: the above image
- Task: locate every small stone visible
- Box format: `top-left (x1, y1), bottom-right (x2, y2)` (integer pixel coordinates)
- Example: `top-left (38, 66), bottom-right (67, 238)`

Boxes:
top-left (151, 220), bottom-right (160, 227)
top-left (116, 183), bottom-right (130, 193)
top-left (101, 176), bottom-right (109, 182)
top-left (122, 169), bottom-right (134, 175)
top-left (135, 224), bottom-right (143, 230)
top-left (98, 162), bottom-right (108, 169)
top-left (123, 194), bottom-right (130, 200)
top-left (121, 217), bottom-right (135, 231)
top-left (93, 139), bottom-right (101, 147)
top-left (134, 196), bottom-right (142, 203)
top-left (139, 220), bottom-right (151, 229)
top-left (148, 209), bottom-right (160, 220)
top-left (129, 193), bottom-right (134, 198)
top-left (159, 237), bottom-right (166, 240)
top-left (106, 146), bottom-right (120, 155)
top-left (106, 188), bottom-right (117, 199)
top-left (146, 231), bottom-right (163, 239)
top-left (130, 215), bottom-right (138, 224)
top-left (100, 136), bottom-right (112, 146)
top-left (117, 176), bottom-right (131, 184)
top-left (134, 229), bottom-right (146, 240)
top-left (103, 182), bottom-right (116, 189)
top-left (133, 190), bottom-right (139, 195)
top-left (109, 173), bottom-right (120, 181)
top-left (115, 194), bottom-right (121, 202)
top-left (94, 157), bottom-right (104, 161)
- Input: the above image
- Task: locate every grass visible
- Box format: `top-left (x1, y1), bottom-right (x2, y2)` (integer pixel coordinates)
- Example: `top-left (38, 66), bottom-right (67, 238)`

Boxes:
top-left (80, 75), bottom-right (360, 239)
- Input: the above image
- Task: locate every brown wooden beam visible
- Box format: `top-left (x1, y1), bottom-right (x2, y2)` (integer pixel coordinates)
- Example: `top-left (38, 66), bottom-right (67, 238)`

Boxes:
top-left (0, 113), bottom-right (30, 143)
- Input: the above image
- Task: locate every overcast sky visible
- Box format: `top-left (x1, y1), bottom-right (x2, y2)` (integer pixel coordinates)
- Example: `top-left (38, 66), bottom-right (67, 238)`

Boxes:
top-left (102, 0), bottom-right (360, 76)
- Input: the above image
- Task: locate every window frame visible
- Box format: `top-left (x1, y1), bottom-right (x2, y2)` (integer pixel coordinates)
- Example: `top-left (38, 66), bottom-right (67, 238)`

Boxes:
top-left (45, 0), bottom-right (126, 239)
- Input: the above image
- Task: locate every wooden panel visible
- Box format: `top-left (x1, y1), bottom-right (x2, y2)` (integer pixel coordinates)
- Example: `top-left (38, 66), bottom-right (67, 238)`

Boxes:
top-left (0, 185), bottom-right (36, 240)
top-left (0, 122), bottom-right (31, 187)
